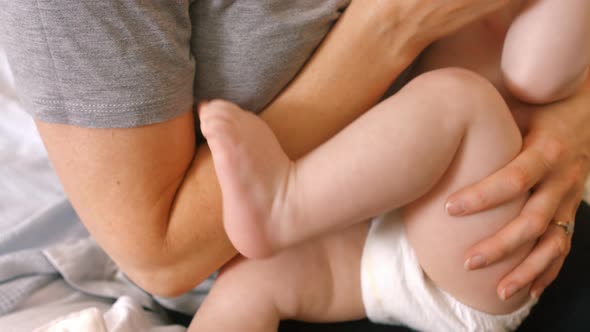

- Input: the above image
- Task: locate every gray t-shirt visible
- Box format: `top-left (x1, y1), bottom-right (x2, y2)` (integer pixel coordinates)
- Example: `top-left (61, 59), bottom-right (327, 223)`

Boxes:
top-left (1, 0), bottom-right (351, 128)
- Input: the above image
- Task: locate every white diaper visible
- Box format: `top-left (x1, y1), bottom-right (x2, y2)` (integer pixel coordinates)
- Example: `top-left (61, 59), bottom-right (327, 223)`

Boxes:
top-left (361, 210), bottom-right (536, 332)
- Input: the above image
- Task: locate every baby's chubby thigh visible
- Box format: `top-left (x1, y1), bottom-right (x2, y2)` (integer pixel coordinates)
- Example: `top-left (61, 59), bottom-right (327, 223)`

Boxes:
top-left (403, 188), bottom-right (531, 313)
top-left (401, 68), bottom-right (534, 315)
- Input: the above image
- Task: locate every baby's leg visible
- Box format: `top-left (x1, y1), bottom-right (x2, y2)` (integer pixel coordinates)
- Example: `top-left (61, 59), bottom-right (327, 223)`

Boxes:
top-left (188, 223), bottom-right (368, 332)
top-left (400, 81), bottom-right (533, 314)
top-left (201, 68), bottom-right (525, 260)
top-left (502, 0), bottom-right (590, 103)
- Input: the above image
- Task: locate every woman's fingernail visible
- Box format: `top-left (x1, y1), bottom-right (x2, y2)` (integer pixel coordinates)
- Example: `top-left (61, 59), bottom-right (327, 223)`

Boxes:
top-left (464, 255), bottom-right (487, 270)
top-left (501, 284), bottom-right (520, 301)
top-left (445, 200), bottom-right (465, 216)
top-left (530, 289), bottom-right (543, 300)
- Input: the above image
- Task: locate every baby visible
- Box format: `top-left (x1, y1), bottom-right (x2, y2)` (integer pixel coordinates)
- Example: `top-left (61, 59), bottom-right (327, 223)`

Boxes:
top-left (191, 1), bottom-right (590, 331)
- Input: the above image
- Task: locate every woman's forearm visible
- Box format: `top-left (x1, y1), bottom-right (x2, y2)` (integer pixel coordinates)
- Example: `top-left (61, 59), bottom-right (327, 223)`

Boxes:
top-left (261, 1), bottom-right (417, 158)
top-left (151, 2), bottom-right (421, 296)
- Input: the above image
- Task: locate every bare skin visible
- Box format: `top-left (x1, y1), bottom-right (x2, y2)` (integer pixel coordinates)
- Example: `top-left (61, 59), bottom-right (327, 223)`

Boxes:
top-left (502, 0), bottom-right (590, 104)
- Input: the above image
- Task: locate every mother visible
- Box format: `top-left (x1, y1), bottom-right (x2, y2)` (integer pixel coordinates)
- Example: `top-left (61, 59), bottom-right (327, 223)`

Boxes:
top-left (2, 0), bottom-right (588, 328)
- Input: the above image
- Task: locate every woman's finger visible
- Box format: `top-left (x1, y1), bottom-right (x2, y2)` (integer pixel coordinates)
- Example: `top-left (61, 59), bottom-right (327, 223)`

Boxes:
top-left (527, 187), bottom-right (581, 299)
top-left (496, 223), bottom-right (571, 300)
top-left (496, 156), bottom-right (586, 299)
top-left (496, 181), bottom-right (581, 300)
top-left (463, 174), bottom-right (570, 270)
top-left (528, 257), bottom-right (565, 300)
top-left (560, 163), bottom-right (588, 221)
top-left (446, 145), bottom-right (552, 216)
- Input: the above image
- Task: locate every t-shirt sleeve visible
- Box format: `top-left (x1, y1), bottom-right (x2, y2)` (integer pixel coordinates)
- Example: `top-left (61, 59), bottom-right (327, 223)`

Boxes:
top-left (1, 1), bottom-right (195, 128)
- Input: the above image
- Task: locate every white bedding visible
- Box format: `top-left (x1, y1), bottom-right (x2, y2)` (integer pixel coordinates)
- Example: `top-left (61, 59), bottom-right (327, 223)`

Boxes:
top-left (0, 46), bottom-right (64, 237)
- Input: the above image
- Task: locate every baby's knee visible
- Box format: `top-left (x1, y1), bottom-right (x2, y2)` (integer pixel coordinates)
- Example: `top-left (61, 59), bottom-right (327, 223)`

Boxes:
top-left (410, 68), bottom-right (500, 100)
top-left (405, 68), bottom-right (520, 149)
top-left (407, 68), bottom-right (509, 119)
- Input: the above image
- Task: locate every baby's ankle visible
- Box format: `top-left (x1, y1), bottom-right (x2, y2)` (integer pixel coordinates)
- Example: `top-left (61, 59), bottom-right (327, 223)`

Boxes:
top-left (267, 162), bottom-right (306, 251)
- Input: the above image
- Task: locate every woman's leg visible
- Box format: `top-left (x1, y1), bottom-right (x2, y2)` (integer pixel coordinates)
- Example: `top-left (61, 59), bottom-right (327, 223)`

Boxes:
top-left (188, 223), bottom-right (368, 332)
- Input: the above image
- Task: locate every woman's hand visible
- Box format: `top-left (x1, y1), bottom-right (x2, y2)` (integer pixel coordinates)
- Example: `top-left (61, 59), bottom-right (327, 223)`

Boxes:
top-left (371, 0), bottom-right (510, 50)
top-left (446, 79), bottom-right (590, 300)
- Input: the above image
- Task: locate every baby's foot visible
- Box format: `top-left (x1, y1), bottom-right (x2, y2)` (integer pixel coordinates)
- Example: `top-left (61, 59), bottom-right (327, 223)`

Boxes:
top-left (200, 100), bottom-right (293, 258)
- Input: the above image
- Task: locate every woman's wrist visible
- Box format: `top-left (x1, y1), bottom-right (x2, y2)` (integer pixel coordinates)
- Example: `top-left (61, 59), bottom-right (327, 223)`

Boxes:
top-left (365, 0), bottom-right (512, 58)
top-left (351, 0), bottom-right (422, 72)
top-left (360, 1), bottom-right (424, 55)
top-left (260, 1), bottom-right (421, 159)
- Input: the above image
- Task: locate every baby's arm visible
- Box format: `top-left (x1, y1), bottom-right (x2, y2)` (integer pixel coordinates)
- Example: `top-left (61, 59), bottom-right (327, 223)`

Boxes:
top-left (502, 0), bottom-right (590, 104)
